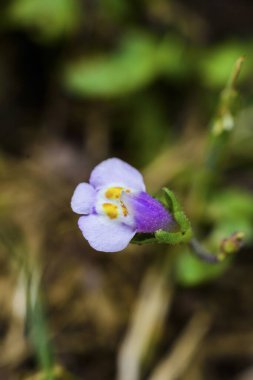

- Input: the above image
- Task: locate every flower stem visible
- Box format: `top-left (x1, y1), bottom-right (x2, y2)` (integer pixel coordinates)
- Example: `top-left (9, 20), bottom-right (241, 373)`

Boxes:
top-left (188, 238), bottom-right (220, 264)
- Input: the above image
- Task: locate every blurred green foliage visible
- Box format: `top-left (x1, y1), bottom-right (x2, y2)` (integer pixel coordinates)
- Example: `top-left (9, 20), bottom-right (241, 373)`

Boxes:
top-left (174, 249), bottom-right (229, 286)
top-left (7, 0), bottom-right (81, 40)
top-left (63, 34), bottom-right (253, 98)
top-left (210, 189), bottom-right (253, 223)
top-left (63, 33), bottom-right (186, 97)
top-left (209, 190), bottom-right (253, 244)
top-left (174, 189), bottom-right (253, 286)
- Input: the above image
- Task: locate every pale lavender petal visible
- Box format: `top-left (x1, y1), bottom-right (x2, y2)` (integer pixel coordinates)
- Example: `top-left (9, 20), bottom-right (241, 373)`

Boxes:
top-left (122, 191), bottom-right (172, 233)
top-left (78, 215), bottom-right (136, 252)
top-left (71, 183), bottom-right (95, 214)
top-left (89, 158), bottom-right (146, 191)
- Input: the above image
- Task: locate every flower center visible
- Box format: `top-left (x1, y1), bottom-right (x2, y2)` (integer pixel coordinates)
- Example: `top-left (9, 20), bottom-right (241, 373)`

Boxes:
top-left (101, 186), bottom-right (131, 220)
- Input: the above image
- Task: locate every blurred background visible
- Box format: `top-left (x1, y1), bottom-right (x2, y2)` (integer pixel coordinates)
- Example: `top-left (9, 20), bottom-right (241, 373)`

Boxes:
top-left (0, 0), bottom-right (253, 379)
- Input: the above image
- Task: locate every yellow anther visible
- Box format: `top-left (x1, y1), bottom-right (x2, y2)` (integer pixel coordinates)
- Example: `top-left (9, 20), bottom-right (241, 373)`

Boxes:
top-left (120, 201), bottom-right (128, 217)
top-left (102, 203), bottom-right (119, 219)
top-left (105, 187), bottom-right (123, 199)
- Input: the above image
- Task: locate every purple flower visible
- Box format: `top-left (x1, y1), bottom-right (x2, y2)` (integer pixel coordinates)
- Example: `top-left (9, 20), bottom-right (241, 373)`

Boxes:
top-left (71, 158), bottom-right (172, 252)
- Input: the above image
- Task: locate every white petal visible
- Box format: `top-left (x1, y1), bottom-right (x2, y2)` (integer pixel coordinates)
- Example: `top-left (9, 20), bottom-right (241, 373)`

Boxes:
top-left (71, 183), bottom-right (95, 214)
top-left (78, 215), bottom-right (136, 252)
top-left (89, 158), bottom-right (146, 191)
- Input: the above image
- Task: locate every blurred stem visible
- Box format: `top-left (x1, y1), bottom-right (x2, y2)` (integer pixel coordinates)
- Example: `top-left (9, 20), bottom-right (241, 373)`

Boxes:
top-left (205, 56), bottom-right (245, 175)
top-left (0, 223), bottom-right (54, 379)
top-left (26, 270), bottom-right (54, 380)
top-left (148, 310), bottom-right (212, 380)
top-left (227, 56), bottom-right (245, 91)
top-left (188, 57), bottom-right (245, 261)
top-left (117, 248), bottom-right (175, 380)
top-left (191, 56), bottom-right (245, 213)
top-left (189, 238), bottom-right (220, 264)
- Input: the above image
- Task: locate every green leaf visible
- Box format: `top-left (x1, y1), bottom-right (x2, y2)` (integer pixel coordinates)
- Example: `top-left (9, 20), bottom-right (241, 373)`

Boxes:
top-left (162, 188), bottom-right (192, 239)
top-left (155, 230), bottom-right (190, 245)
